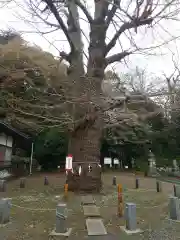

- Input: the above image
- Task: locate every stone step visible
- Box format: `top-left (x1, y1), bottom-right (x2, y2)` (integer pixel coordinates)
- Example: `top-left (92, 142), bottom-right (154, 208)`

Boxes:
top-left (81, 195), bottom-right (95, 205)
top-left (83, 205), bottom-right (101, 217)
top-left (86, 218), bottom-right (107, 236)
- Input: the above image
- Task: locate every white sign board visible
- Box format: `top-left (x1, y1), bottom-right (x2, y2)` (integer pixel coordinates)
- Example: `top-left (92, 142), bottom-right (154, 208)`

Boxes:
top-left (114, 158), bottom-right (119, 165)
top-left (65, 155), bottom-right (72, 171)
top-left (104, 157), bottom-right (112, 165)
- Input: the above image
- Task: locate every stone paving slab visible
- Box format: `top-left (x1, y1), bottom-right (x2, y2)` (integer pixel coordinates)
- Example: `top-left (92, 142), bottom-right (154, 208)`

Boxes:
top-left (86, 218), bottom-right (107, 236)
top-left (83, 205), bottom-right (101, 217)
top-left (81, 195), bottom-right (94, 205)
top-left (87, 233), bottom-right (119, 239)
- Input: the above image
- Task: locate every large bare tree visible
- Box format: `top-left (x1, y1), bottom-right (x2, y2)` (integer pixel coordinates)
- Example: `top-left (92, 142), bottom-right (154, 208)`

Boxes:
top-left (25, 0), bottom-right (180, 191)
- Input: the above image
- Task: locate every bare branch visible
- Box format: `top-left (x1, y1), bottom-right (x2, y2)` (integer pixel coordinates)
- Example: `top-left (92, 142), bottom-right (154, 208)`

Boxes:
top-left (106, 0), bottom-right (120, 26)
top-left (105, 50), bottom-right (132, 65)
top-left (105, 18), bottom-right (153, 55)
top-left (75, 0), bottom-right (93, 23)
top-left (42, 0), bottom-right (74, 51)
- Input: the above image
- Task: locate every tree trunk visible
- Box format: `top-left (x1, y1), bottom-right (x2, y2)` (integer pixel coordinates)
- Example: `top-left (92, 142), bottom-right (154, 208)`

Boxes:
top-left (66, 75), bottom-right (103, 192)
top-left (66, 0), bottom-right (106, 192)
top-left (67, 117), bottom-right (102, 192)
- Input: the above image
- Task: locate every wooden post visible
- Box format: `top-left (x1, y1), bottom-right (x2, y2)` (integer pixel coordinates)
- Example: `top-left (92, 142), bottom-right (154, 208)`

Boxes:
top-left (117, 184), bottom-right (123, 217)
top-left (64, 183), bottom-right (68, 199)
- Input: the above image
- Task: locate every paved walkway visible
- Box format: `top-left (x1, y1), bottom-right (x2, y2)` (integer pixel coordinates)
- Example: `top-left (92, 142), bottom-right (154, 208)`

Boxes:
top-left (81, 195), bottom-right (107, 236)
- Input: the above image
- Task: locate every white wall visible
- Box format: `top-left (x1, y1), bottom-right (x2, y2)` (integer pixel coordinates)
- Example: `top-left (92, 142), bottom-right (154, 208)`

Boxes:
top-left (0, 133), bottom-right (13, 147)
top-left (0, 133), bottom-right (7, 146)
top-left (0, 133), bottom-right (13, 162)
top-left (4, 147), bottom-right (12, 161)
top-left (7, 136), bottom-right (13, 147)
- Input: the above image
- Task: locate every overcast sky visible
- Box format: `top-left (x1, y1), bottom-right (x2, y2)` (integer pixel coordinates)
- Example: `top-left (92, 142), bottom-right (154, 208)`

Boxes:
top-left (0, 0), bottom-right (180, 79)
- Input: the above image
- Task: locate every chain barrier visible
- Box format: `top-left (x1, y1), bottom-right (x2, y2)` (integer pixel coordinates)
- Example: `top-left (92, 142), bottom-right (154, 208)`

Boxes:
top-left (11, 204), bottom-right (55, 211)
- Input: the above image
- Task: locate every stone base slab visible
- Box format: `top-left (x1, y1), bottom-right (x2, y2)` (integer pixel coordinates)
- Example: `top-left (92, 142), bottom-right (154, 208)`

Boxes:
top-left (120, 226), bottom-right (143, 235)
top-left (49, 228), bottom-right (72, 237)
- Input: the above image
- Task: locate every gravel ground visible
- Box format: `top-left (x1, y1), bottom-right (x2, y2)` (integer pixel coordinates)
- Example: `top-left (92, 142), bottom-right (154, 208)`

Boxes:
top-left (0, 173), bottom-right (180, 240)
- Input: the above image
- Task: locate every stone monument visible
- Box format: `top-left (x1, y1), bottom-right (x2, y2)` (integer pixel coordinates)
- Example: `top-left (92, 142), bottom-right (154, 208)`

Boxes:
top-left (173, 159), bottom-right (179, 172)
top-left (148, 150), bottom-right (158, 177)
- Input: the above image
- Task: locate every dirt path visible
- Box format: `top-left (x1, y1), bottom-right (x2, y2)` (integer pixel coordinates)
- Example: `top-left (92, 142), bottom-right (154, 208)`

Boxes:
top-left (0, 173), bottom-right (179, 240)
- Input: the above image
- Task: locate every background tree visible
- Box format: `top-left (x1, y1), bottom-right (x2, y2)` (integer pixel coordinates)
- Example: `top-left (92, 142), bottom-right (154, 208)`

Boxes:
top-left (34, 128), bottom-right (68, 170)
top-left (0, 31), bottom-right (177, 174)
top-left (24, 0), bottom-right (180, 191)
top-left (0, 32), bottom-right (69, 135)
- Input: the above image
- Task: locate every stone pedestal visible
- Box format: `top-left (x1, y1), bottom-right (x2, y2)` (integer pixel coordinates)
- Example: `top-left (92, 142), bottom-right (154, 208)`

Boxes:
top-left (120, 203), bottom-right (142, 234)
top-left (50, 203), bottom-right (72, 237)
top-left (0, 198), bottom-right (11, 225)
top-left (56, 203), bottom-right (67, 233)
top-left (169, 196), bottom-right (180, 221)
top-left (0, 180), bottom-right (6, 192)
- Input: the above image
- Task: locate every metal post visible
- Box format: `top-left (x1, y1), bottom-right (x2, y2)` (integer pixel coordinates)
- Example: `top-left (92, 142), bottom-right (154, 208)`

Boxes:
top-left (20, 178), bottom-right (25, 188)
top-left (135, 178), bottom-right (139, 189)
top-left (156, 181), bottom-right (162, 193)
top-left (174, 185), bottom-right (177, 197)
top-left (125, 203), bottom-right (137, 231)
top-left (0, 180), bottom-right (6, 192)
top-left (169, 196), bottom-right (180, 220)
top-left (0, 198), bottom-right (11, 224)
top-left (29, 142), bottom-right (34, 175)
top-left (44, 176), bottom-right (49, 185)
top-left (56, 203), bottom-right (67, 233)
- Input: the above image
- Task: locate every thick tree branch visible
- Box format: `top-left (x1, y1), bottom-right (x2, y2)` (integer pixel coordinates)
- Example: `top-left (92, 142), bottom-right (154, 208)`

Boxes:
top-left (43, 0), bottom-right (74, 51)
top-left (75, 0), bottom-right (93, 23)
top-left (105, 51), bottom-right (132, 65)
top-left (94, 0), bottom-right (109, 20)
top-left (105, 18), bottom-right (153, 55)
top-left (106, 0), bottom-right (120, 26)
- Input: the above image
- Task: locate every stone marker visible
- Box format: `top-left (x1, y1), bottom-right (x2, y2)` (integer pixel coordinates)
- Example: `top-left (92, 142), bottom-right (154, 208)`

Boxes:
top-left (112, 176), bottom-right (116, 186)
top-left (175, 185), bottom-right (180, 198)
top-left (81, 195), bottom-right (94, 205)
top-left (0, 180), bottom-right (6, 192)
top-left (83, 205), bottom-right (101, 217)
top-left (0, 198), bottom-right (11, 225)
top-left (50, 203), bottom-right (72, 237)
top-left (169, 196), bottom-right (180, 221)
top-left (44, 176), bottom-right (49, 186)
top-left (20, 178), bottom-right (26, 188)
top-left (120, 203), bottom-right (142, 234)
top-left (86, 218), bottom-right (107, 236)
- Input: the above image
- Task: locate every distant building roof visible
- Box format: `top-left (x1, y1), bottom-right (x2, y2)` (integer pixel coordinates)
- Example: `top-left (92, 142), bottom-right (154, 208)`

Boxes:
top-left (0, 121), bottom-right (32, 145)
